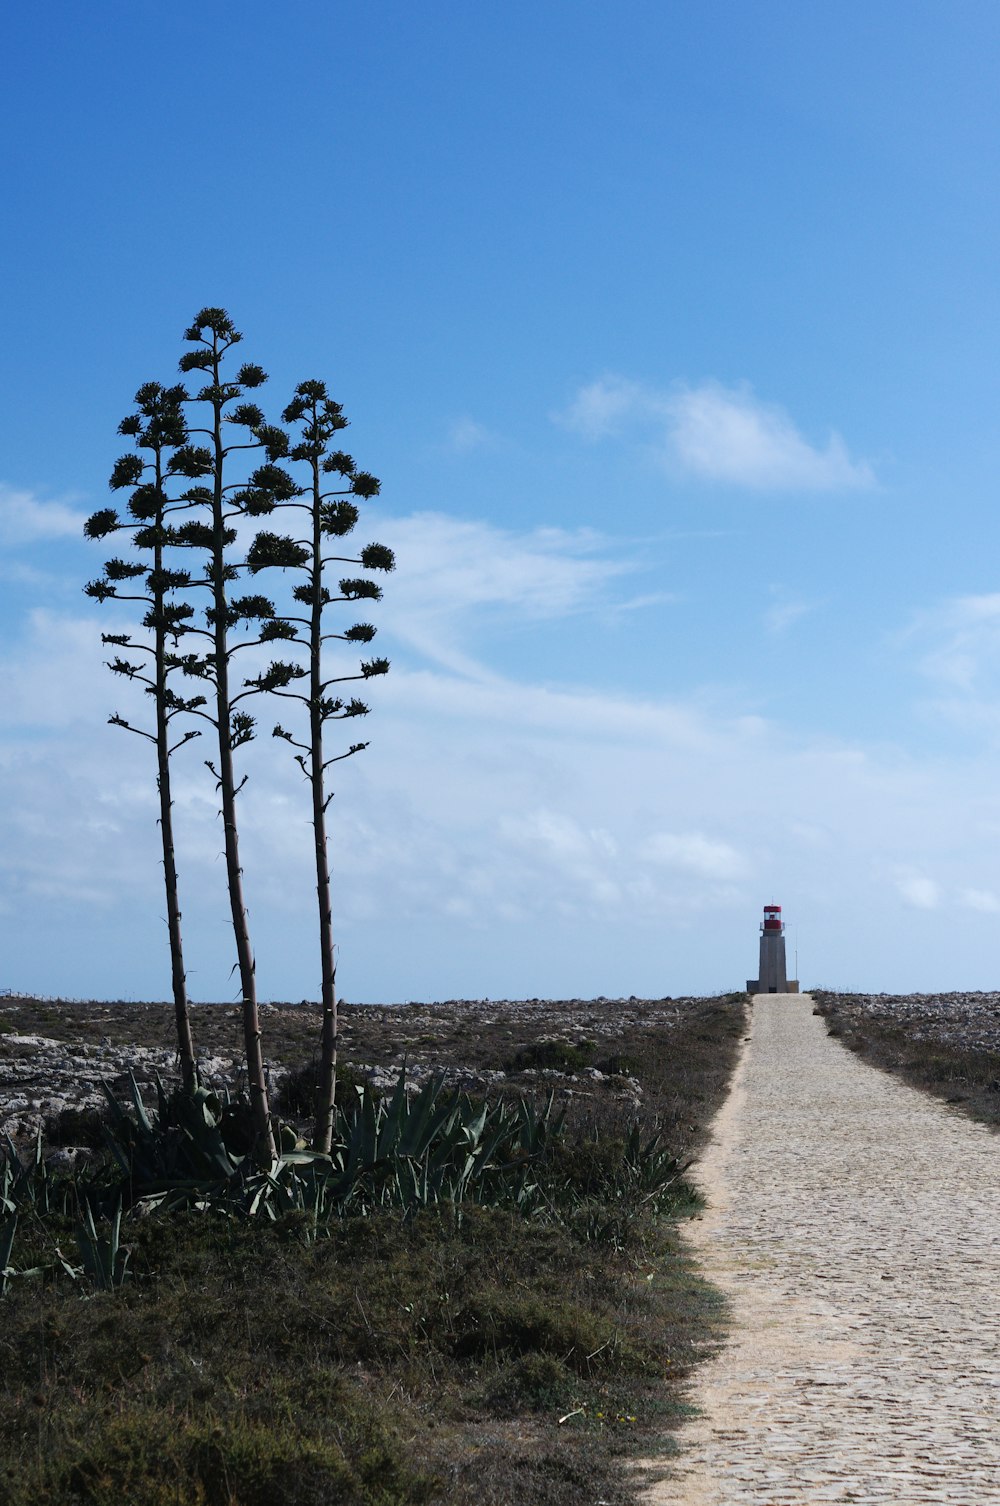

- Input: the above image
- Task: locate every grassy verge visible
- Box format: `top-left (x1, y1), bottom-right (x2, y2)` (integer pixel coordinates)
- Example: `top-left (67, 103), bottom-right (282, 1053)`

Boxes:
top-left (813, 990), bottom-right (1000, 1129)
top-left (0, 993), bottom-right (747, 1505)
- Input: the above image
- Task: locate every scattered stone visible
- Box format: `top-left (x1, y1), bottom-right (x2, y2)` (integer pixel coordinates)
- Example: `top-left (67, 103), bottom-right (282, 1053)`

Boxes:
top-left (0, 991), bottom-right (702, 1142)
top-left (815, 991), bottom-right (1000, 1055)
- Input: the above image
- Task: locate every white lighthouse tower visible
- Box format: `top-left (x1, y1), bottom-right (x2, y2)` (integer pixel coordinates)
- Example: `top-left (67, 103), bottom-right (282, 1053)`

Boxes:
top-left (747, 904), bottom-right (799, 994)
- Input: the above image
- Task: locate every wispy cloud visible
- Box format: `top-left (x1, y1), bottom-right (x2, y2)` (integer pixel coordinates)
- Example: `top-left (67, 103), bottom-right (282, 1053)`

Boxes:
top-left (666, 382), bottom-right (874, 491)
top-left (906, 592), bottom-right (1000, 693)
top-left (894, 871), bottom-right (941, 910)
top-left (764, 592), bottom-right (813, 635)
top-left (960, 887), bottom-right (1000, 913)
top-left (443, 417), bottom-right (495, 454)
top-left (376, 512), bottom-right (636, 676)
top-left (0, 609), bottom-right (107, 727)
top-left (640, 830), bottom-right (749, 880)
top-left (556, 376), bottom-right (875, 492)
top-left (897, 592), bottom-right (1000, 741)
top-left (498, 810), bottom-right (622, 908)
top-left (0, 483), bottom-right (88, 546)
top-left (605, 590), bottom-right (678, 618)
top-left (557, 377), bottom-right (645, 440)
top-left (891, 872), bottom-right (1000, 915)
top-left (6, 510), bottom-right (1000, 1001)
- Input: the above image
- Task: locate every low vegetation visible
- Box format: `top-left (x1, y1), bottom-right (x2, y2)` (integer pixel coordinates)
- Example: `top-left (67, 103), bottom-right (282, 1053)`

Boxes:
top-left (813, 990), bottom-right (1000, 1129)
top-left (0, 991), bottom-right (746, 1505)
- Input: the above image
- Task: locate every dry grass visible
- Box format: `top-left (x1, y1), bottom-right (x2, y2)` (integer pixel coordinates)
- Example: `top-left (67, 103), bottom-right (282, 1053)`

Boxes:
top-left (0, 992), bottom-right (747, 1504)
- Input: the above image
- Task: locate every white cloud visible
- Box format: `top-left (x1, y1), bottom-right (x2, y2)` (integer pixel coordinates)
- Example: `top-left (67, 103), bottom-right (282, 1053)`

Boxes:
top-left (555, 376), bottom-right (875, 492)
top-left (960, 887), bottom-right (1000, 913)
top-left (443, 417), bottom-right (494, 454)
top-left (890, 873), bottom-right (1000, 916)
top-left (764, 595), bottom-right (813, 635)
top-left (640, 831), bottom-right (749, 880)
top-left (0, 484), bottom-right (88, 545)
top-left (897, 593), bottom-right (1000, 742)
top-left (666, 382), bottom-right (874, 491)
top-left (7, 511), bottom-right (1000, 1001)
top-left (895, 872), bottom-right (941, 910)
top-left (605, 591), bottom-right (678, 616)
top-left (0, 609), bottom-right (108, 727)
top-left (381, 662), bottom-right (735, 750)
top-left (556, 376), bottom-right (646, 440)
top-left (376, 512), bottom-right (635, 675)
top-left (497, 810), bottom-right (622, 908)
top-left (907, 593), bottom-right (1000, 693)
top-left (501, 809), bottom-right (617, 865)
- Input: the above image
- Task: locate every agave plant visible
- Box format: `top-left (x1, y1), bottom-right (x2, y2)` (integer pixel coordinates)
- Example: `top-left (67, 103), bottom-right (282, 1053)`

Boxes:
top-left (50, 1064), bottom-right (689, 1258)
top-left (143, 1071), bottom-right (569, 1224)
top-left (619, 1124), bottom-right (685, 1210)
top-left (0, 1213), bottom-right (16, 1296)
top-left (316, 1071), bottom-right (565, 1215)
top-left (101, 1073), bottom-right (260, 1196)
top-left (75, 1198), bottom-right (131, 1291)
top-left (2, 1129), bottom-right (46, 1210)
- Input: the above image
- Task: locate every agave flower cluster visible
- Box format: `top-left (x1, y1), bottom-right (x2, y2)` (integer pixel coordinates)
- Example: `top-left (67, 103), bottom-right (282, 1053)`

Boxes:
top-left (83, 308), bottom-right (394, 1159)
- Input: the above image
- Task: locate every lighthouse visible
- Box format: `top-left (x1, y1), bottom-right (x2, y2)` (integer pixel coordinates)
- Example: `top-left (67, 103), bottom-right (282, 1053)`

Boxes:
top-left (746, 904), bottom-right (799, 994)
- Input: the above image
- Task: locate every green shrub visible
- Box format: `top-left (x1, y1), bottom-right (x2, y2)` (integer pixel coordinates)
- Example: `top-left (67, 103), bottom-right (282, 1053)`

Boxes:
top-left (44, 1104), bottom-right (110, 1148)
top-left (597, 1053), bottom-right (638, 1077)
top-left (486, 1352), bottom-right (576, 1411)
top-left (506, 1038), bottom-right (596, 1074)
top-left (274, 1060), bottom-right (376, 1120)
top-left (43, 1409), bottom-right (438, 1506)
top-left (453, 1291), bottom-right (619, 1373)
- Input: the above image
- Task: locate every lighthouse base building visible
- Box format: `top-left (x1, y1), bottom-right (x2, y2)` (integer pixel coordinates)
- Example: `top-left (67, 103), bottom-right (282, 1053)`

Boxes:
top-left (747, 904), bottom-right (799, 994)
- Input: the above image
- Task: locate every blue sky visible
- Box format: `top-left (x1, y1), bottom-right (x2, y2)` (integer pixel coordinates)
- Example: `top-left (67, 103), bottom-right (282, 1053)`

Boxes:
top-left (4, 3), bottom-right (1000, 1001)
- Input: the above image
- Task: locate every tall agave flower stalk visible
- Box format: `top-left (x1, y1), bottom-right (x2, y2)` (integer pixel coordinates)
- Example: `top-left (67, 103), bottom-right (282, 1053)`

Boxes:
top-left (244, 379), bottom-right (392, 1153)
top-left (166, 308), bottom-right (302, 1161)
top-left (83, 382), bottom-right (203, 1092)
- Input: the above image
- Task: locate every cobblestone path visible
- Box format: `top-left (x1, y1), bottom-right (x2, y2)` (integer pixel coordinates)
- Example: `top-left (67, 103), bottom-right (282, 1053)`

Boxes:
top-left (648, 993), bottom-right (1000, 1505)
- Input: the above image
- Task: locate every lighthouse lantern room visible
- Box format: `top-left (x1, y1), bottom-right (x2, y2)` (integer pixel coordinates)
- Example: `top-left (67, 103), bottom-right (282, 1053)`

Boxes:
top-left (746, 904), bottom-right (799, 994)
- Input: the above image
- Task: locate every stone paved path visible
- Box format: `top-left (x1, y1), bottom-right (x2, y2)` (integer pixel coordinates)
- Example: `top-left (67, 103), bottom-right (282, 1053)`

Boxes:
top-left (647, 993), bottom-right (1000, 1505)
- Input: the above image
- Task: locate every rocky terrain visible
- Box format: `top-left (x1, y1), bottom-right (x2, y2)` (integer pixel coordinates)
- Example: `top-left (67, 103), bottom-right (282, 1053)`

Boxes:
top-left (812, 989), bottom-right (1000, 1128)
top-left (0, 991), bottom-right (709, 1146)
top-left (813, 989), bottom-right (1000, 1050)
